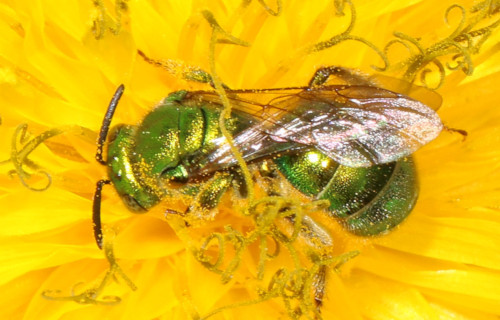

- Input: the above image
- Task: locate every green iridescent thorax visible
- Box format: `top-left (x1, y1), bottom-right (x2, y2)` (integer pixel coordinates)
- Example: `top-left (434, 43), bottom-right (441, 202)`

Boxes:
top-left (106, 90), bottom-right (253, 211)
top-left (132, 91), bottom-right (250, 181)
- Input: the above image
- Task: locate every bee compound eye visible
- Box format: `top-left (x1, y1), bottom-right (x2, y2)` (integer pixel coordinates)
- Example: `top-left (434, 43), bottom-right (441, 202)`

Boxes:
top-left (108, 125), bottom-right (125, 143)
top-left (121, 194), bottom-right (146, 212)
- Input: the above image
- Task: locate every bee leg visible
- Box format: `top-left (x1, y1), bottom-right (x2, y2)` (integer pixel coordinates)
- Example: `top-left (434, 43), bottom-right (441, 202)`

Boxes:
top-left (312, 264), bottom-right (328, 313)
top-left (286, 213), bottom-right (334, 315)
top-left (137, 50), bottom-right (230, 89)
top-left (164, 208), bottom-right (192, 227)
top-left (287, 214), bottom-right (332, 315)
top-left (93, 179), bottom-right (111, 250)
top-left (308, 66), bottom-right (374, 87)
top-left (187, 172), bottom-right (233, 220)
top-left (444, 125), bottom-right (468, 141)
top-left (257, 160), bottom-right (287, 197)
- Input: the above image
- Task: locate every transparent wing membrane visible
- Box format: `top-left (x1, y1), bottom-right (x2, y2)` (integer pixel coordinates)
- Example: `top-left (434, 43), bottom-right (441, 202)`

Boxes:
top-left (185, 85), bottom-right (443, 176)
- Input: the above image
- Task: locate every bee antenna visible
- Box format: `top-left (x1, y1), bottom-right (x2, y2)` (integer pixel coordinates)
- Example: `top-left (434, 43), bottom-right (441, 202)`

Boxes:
top-left (93, 179), bottom-right (111, 250)
top-left (96, 84), bottom-right (125, 165)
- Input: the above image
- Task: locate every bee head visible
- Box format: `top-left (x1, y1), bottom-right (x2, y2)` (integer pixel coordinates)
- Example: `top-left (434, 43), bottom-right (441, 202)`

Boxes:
top-left (106, 125), bottom-right (161, 212)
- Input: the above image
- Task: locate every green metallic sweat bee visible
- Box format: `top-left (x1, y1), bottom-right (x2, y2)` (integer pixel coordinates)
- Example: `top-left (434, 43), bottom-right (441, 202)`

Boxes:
top-left (93, 66), bottom-right (442, 247)
top-left (90, 65), bottom-right (443, 310)
top-left (93, 66), bottom-right (442, 279)
top-left (92, 66), bottom-right (443, 246)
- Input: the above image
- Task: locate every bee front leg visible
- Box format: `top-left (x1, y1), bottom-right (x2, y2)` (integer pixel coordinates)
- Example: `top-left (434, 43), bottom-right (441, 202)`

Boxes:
top-left (308, 66), bottom-right (374, 87)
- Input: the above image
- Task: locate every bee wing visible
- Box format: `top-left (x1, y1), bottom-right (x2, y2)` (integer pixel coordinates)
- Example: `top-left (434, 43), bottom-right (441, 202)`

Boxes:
top-left (274, 86), bottom-right (443, 167)
top-left (368, 74), bottom-right (443, 111)
top-left (188, 85), bottom-right (443, 176)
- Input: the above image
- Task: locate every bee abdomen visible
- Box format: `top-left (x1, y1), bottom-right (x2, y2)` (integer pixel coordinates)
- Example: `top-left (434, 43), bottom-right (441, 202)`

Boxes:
top-left (274, 150), bottom-right (418, 236)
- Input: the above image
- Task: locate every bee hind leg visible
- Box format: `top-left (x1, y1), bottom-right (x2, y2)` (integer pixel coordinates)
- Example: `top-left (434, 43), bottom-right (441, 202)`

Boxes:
top-left (312, 264), bottom-right (328, 314)
top-left (308, 66), bottom-right (374, 87)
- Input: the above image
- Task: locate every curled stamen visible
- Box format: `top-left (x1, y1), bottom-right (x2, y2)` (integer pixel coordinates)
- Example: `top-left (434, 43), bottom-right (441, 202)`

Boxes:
top-left (386, 2), bottom-right (500, 88)
top-left (201, 10), bottom-right (251, 48)
top-left (91, 0), bottom-right (129, 39)
top-left (202, 9), bottom-right (255, 210)
top-left (306, 0), bottom-right (388, 71)
top-left (220, 227), bottom-right (246, 283)
top-left (446, 53), bottom-right (467, 70)
top-left (419, 59), bottom-right (446, 90)
top-left (257, 0), bottom-right (282, 16)
top-left (445, 5), bottom-right (467, 39)
top-left (197, 232), bottom-right (225, 273)
top-left (384, 38), bottom-right (415, 60)
top-left (14, 169), bottom-right (52, 192)
top-left (42, 240), bottom-right (136, 305)
top-left (256, 236), bottom-right (271, 280)
top-left (185, 192), bottom-right (357, 319)
top-left (256, 235), bottom-right (281, 280)
top-left (281, 269), bottom-right (308, 299)
top-left (8, 124), bottom-right (56, 191)
top-left (441, 40), bottom-right (474, 75)
top-left (2, 123), bottom-right (95, 191)
top-left (393, 32), bottom-right (426, 54)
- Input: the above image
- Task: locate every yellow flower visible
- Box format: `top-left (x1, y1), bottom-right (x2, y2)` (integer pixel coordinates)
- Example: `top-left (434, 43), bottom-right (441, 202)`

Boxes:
top-left (1, 0), bottom-right (499, 319)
